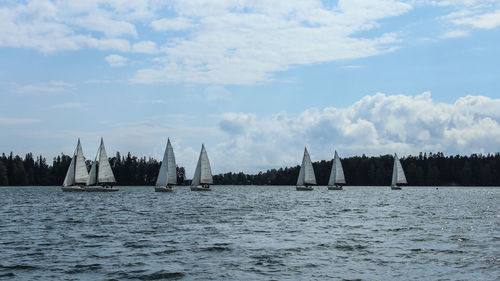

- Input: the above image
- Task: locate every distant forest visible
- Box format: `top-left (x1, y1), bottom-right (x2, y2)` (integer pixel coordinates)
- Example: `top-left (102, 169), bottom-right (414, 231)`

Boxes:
top-left (1, 151), bottom-right (500, 186)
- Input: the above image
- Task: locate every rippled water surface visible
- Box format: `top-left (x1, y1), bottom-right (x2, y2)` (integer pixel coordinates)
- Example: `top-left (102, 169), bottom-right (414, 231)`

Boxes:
top-left (0, 186), bottom-right (499, 280)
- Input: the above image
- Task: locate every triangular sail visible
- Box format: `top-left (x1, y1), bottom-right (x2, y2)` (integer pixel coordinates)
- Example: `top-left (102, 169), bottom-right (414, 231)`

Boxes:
top-left (391, 153), bottom-right (407, 186)
top-left (87, 160), bottom-right (97, 186)
top-left (63, 139), bottom-right (89, 186)
top-left (156, 139), bottom-right (177, 186)
top-left (191, 157), bottom-right (202, 186)
top-left (97, 138), bottom-right (116, 183)
top-left (296, 158), bottom-right (305, 185)
top-left (328, 150), bottom-right (346, 185)
top-left (74, 139), bottom-right (88, 184)
top-left (297, 147), bottom-right (317, 185)
top-left (191, 144), bottom-right (213, 185)
top-left (62, 154), bottom-right (76, 186)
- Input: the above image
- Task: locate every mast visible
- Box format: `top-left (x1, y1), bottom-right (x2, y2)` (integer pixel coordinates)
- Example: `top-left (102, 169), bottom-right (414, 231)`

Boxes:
top-left (191, 144), bottom-right (213, 186)
top-left (297, 147), bottom-right (317, 185)
top-left (392, 153), bottom-right (407, 186)
top-left (328, 150), bottom-right (346, 186)
top-left (156, 138), bottom-right (177, 186)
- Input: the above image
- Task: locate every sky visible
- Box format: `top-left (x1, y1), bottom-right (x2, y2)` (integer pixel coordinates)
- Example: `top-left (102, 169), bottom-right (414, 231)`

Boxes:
top-left (1, 0), bottom-right (500, 176)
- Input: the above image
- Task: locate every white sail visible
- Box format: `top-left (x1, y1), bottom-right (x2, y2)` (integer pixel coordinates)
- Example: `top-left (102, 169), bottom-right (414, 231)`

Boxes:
top-left (296, 158), bottom-right (305, 185)
top-left (74, 139), bottom-right (88, 184)
top-left (62, 154), bottom-right (76, 186)
top-left (191, 157), bottom-right (202, 186)
top-left (191, 144), bottom-right (213, 185)
top-left (87, 160), bottom-right (97, 186)
top-left (297, 147), bottom-right (317, 185)
top-left (328, 150), bottom-right (346, 185)
top-left (97, 138), bottom-right (116, 183)
top-left (63, 139), bottom-right (88, 186)
top-left (391, 153), bottom-right (407, 186)
top-left (156, 138), bottom-right (177, 186)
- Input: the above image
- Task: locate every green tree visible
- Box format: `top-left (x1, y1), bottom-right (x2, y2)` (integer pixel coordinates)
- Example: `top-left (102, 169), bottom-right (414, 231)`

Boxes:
top-left (12, 156), bottom-right (28, 186)
top-left (0, 160), bottom-right (8, 185)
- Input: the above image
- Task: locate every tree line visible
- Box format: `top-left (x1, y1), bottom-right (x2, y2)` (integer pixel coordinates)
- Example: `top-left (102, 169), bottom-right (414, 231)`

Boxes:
top-left (0, 152), bottom-right (186, 186)
top-left (1, 151), bottom-right (500, 186)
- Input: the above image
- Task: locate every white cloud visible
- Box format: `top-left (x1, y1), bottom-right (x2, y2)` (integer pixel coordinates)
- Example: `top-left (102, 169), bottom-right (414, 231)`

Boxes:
top-left (11, 81), bottom-right (74, 95)
top-left (150, 17), bottom-right (195, 31)
top-left (441, 30), bottom-right (470, 38)
top-left (434, 0), bottom-right (500, 38)
top-left (152, 99), bottom-right (168, 104)
top-left (105, 54), bottom-right (128, 67)
top-left (133, 0), bottom-right (412, 84)
top-left (215, 93), bottom-right (500, 173)
top-left (3, 0), bottom-right (500, 84)
top-left (7, 93), bottom-right (500, 176)
top-left (341, 65), bottom-right (364, 69)
top-left (451, 9), bottom-right (500, 29)
top-left (132, 41), bottom-right (158, 54)
top-left (0, 0), bottom-right (159, 53)
top-left (0, 117), bottom-right (41, 125)
top-left (53, 102), bottom-right (85, 109)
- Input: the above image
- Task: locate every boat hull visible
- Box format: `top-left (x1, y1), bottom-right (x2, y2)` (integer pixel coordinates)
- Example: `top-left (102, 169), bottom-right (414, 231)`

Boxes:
top-left (84, 187), bottom-right (119, 192)
top-left (327, 186), bottom-right (343, 190)
top-left (296, 186), bottom-right (314, 191)
top-left (61, 186), bottom-right (86, 192)
top-left (391, 185), bottom-right (402, 190)
top-left (155, 186), bottom-right (174, 192)
top-left (190, 186), bottom-right (211, 191)
top-left (62, 186), bottom-right (119, 192)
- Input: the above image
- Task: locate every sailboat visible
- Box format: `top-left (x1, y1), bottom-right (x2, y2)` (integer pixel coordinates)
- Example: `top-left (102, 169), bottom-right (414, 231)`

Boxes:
top-left (85, 138), bottom-right (119, 192)
top-left (391, 153), bottom-right (407, 190)
top-left (190, 144), bottom-right (213, 191)
top-left (155, 138), bottom-right (177, 192)
top-left (61, 139), bottom-right (89, 192)
top-left (296, 147), bottom-right (316, 191)
top-left (327, 150), bottom-right (346, 190)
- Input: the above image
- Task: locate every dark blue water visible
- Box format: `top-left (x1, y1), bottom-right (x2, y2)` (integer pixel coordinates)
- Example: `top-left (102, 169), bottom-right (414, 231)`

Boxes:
top-left (0, 186), bottom-right (499, 280)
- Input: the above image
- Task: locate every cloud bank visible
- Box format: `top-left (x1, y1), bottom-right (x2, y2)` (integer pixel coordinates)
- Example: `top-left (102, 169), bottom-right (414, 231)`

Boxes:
top-left (3, 93), bottom-right (499, 176)
top-left (216, 93), bottom-right (500, 173)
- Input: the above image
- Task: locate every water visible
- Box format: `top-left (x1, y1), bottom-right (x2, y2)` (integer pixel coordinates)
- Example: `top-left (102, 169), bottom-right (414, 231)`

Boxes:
top-left (0, 186), bottom-right (499, 280)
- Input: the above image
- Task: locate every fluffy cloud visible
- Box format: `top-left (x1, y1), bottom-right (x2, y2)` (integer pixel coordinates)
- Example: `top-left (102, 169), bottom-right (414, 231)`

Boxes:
top-left (133, 0), bottom-right (412, 84)
top-left (2, 1), bottom-right (499, 84)
top-left (451, 9), bottom-right (500, 29)
top-left (435, 0), bottom-right (500, 37)
top-left (132, 41), bottom-right (158, 54)
top-left (105, 54), bottom-right (128, 67)
top-left (0, 0), bottom-right (154, 53)
top-left (6, 93), bottom-right (499, 176)
top-left (150, 17), bottom-right (195, 31)
top-left (216, 93), bottom-right (500, 173)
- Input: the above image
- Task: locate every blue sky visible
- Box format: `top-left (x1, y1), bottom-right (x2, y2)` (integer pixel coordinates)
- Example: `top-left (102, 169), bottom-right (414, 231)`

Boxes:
top-left (1, 0), bottom-right (500, 176)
